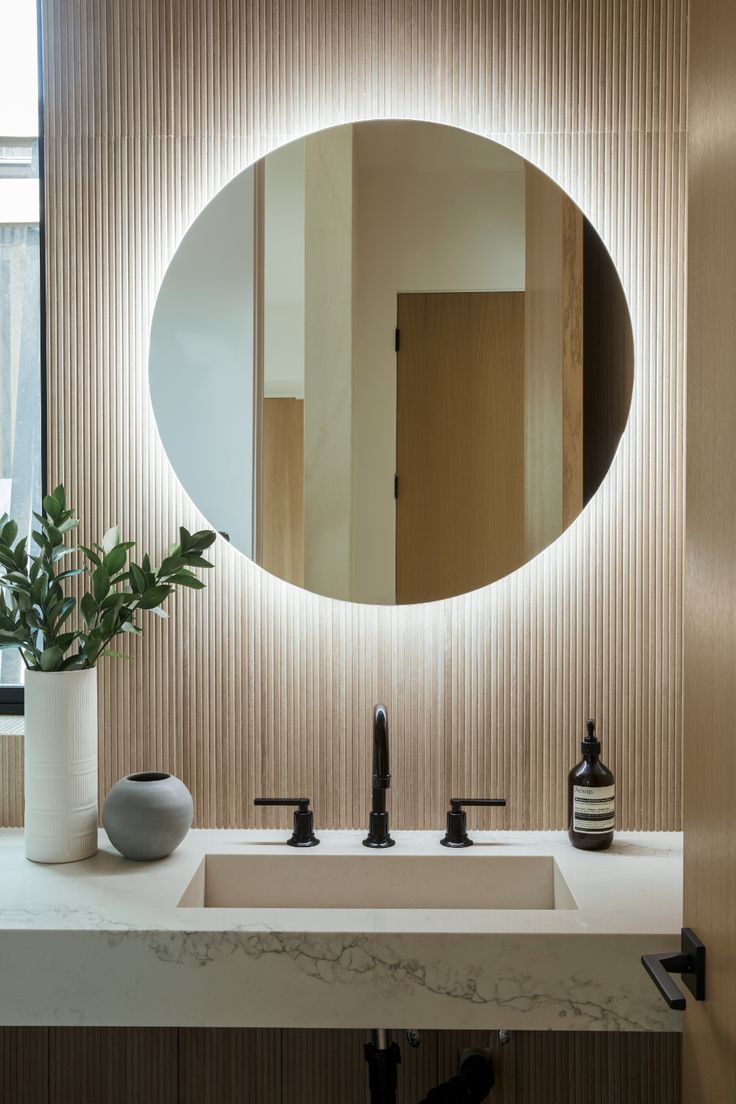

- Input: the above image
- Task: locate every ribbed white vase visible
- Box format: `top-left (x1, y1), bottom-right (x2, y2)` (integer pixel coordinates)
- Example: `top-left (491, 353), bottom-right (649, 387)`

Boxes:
top-left (24, 668), bottom-right (98, 863)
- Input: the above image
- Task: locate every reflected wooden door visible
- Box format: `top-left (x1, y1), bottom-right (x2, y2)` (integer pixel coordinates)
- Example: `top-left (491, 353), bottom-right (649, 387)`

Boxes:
top-left (395, 292), bottom-right (525, 604)
top-left (261, 397), bottom-right (304, 588)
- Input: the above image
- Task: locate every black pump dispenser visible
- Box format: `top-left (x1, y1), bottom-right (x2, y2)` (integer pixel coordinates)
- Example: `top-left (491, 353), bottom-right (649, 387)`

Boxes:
top-left (568, 719), bottom-right (615, 851)
top-left (581, 718), bottom-right (600, 756)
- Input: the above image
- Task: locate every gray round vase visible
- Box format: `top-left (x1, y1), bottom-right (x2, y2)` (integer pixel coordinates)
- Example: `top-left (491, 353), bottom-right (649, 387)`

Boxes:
top-left (103, 772), bottom-right (193, 861)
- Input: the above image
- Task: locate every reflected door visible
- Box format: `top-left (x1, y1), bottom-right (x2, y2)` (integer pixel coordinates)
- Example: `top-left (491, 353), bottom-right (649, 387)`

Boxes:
top-left (261, 398), bottom-right (304, 587)
top-left (395, 292), bottom-right (525, 604)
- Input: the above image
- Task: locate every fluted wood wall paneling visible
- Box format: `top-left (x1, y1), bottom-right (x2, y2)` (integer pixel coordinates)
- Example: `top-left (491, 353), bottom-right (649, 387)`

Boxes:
top-left (0, 1028), bottom-right (681, 1103)
top-left (0, 0), bottom-right (687, 831)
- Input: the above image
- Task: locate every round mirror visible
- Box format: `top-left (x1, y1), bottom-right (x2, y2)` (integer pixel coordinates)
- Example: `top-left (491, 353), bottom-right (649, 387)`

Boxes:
top-left (150, 120), bottom-right (633, 604)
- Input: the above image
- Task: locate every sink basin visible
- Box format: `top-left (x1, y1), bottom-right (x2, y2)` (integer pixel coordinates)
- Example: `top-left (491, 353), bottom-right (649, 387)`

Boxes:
top-left (178, 853), bottom-right (577, 911)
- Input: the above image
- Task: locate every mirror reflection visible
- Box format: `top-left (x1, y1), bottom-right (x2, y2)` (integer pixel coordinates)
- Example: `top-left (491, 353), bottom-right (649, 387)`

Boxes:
top-left (150, 121), bottom-right (633, 604)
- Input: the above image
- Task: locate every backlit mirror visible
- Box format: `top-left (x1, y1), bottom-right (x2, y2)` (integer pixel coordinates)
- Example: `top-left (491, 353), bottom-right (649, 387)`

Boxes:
top-left (150, 121), bottom-right (633, 604)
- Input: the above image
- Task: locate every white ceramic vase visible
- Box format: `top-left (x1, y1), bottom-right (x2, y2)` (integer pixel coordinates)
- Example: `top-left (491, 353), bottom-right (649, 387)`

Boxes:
top-left (24, 668), bottom-right (98, 863)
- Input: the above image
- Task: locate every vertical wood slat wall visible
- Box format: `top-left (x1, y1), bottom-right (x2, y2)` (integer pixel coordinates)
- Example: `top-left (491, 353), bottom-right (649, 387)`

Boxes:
top-left (0, 1028), bottom-right (681, 1104)
top-left (0, 0), bottom-right (687, 832)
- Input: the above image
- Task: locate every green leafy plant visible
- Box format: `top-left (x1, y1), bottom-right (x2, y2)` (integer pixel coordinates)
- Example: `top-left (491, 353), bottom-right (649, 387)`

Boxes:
top-left (0, 484), bottom-right (216, 672)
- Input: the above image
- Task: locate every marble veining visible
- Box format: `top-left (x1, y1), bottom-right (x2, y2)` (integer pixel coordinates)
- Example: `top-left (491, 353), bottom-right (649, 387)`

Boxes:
top-left (138, 928), bottom-right (669, 1030)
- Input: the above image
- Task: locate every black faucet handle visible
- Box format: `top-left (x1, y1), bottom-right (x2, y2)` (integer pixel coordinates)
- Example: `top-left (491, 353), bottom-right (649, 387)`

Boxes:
top-left (253, 797), bottom-right (320, 847)
top-left (441, 797), bottom-right (507, 848)
top-left (450, 798), bottom-right (506, 811)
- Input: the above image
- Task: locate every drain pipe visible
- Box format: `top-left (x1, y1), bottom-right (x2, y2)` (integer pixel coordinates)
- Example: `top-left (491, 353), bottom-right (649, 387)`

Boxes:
top-left (364, 1029), bottom-right (401, 1104)
top-left (419, 1048), bottom-right (495, 1103)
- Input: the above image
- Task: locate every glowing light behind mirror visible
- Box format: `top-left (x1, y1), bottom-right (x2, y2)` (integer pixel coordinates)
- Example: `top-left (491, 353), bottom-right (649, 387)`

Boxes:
top-left (149, 121), bottom-right (633, 606)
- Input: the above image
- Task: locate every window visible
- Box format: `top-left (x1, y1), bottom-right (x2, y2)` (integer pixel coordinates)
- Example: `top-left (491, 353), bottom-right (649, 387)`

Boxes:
top-left (0, 0), bottom-right (43, 710)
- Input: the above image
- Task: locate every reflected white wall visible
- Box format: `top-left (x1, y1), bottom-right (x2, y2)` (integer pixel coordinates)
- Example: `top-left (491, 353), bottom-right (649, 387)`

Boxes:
top-left (303, 127), bottom-right (354, 601)
top-left (149, 169), bottom-right (255, 556)
top-left (264, 141), bottom-right (305, 398)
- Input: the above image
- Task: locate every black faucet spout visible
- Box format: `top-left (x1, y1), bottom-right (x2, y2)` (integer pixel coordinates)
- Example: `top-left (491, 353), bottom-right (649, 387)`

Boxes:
top-left (363, 704), bottom-right (395, 848)
top-left (372, 705), bottom-right (390, 805)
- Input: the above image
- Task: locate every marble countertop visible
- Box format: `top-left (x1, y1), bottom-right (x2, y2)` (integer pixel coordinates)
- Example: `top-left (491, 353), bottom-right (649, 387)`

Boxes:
top-left (0, 828), bottom-right (683, 1032)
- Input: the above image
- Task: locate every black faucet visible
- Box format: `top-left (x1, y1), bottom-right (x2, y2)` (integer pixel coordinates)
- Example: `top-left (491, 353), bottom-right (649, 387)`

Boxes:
top-left (363, 704), bottom-right (395, 848)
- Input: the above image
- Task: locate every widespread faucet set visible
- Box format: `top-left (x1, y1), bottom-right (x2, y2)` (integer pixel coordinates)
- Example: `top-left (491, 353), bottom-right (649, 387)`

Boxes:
top-left (255, 704), bottom-right (506, 848)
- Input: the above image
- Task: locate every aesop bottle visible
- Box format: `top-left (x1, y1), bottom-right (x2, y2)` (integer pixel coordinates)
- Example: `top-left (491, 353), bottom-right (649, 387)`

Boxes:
top-left (568, 719), bottom-right (615, 851)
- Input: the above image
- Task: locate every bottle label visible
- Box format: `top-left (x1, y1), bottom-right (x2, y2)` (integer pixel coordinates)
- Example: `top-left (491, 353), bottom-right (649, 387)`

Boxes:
top-left (573, 784), bottom-right (615, 834)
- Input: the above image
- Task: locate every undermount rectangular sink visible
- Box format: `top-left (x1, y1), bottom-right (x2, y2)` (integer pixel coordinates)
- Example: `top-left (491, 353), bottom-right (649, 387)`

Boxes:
top-left (178, 853), bottom-right (577, 911)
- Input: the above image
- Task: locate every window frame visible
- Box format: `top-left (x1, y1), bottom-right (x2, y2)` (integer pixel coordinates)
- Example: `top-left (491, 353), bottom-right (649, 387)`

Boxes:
top-left (1, 0), bottom-right (47, 716)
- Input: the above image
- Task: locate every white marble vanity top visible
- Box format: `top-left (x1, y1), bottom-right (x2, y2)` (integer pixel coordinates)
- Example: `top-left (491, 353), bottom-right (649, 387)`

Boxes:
top-left (0, 829), bottom-right (683, 1032)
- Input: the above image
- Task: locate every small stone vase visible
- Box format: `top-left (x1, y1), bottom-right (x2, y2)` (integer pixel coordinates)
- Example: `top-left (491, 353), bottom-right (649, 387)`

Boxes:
top-left (103, 772), bottom-right (193, 861)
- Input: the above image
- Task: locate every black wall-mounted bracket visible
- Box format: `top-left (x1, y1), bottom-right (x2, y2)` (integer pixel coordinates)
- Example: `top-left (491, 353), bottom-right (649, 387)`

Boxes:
top-left (641, 927), bottom-right (706, 1010)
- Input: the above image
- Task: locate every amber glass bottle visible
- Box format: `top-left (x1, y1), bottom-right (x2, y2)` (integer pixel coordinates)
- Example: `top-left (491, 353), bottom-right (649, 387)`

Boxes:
top-left (568, 719), bottom-right (615, 851)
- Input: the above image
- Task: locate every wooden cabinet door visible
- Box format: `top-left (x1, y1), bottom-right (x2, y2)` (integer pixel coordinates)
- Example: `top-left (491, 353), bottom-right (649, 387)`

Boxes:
top-left (683, 0), bottom-right (736, 1098)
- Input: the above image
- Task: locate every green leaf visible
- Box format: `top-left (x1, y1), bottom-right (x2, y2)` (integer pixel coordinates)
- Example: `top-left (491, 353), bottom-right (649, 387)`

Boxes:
top-left (158, 555), bottom-right (183, 576)
top-left (55, 568), bottom-right (85, 582)
top-left (39, 645), bottom-right (64, 672)
top-left (100, 611), bottom-right (120, 634)
top-left (30, 575), bottom-right (47, 605)
top-left (60, 654), bottom-right (86, 671)
top-left (80, 545), bottom-right (101, 567)
top-left (100, 650), bottom-right (132, 660)
top-left (120, 621), bottom-right (142, 635)
top-left (0, 548), bottom-right (18, 570)
top-left (51, 484), bottom-right (66, 510)
top-left (13, 537), bottom-right (27, 570)
top-left (42, 494), bottom-right (62, 521)
top-left (33, 515), bottom-right (66, 547)
top-left (101, 526), bottom-right (121, 556)
top-left (81, 636), bottom-right (105, 664)
top-left (103, 544), bottom-right (127, 574)
top-left (80, 592), bottom-right (98, 628)
top-left (51, 547), bottom-right (76, 565)
top-left (191, 529), bottom-right (217, 550)
top-left (148, 606), bottom-right (169, 620)
top-left (92, 565), bottom-right (110, 603)
top-left (1, 519), bottom-right (18, 546)
top-left (129, 563), bottom-right (147, 594)
top-left (170, 571), bottom-right (206, 590)
top-left (100, 591), bottom-right (127, 612)
top-left (179, 527), bottom-right (192, 553)
top-left (24, 608), bottom-right (43, 630)
top-left (54, 596), bottom-right (76, 629)
top-left (5, 567), bottom-right (31, 585)
top-left (180, 555), bottom-right (213, 570)
top-left (138, 584), bottom-right (172, 609)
